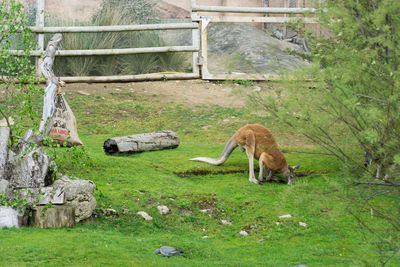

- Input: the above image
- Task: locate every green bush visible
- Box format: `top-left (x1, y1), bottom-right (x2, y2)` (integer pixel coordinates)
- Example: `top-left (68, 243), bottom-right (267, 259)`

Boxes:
top-left (251, 0), bottom-right (400, 264)
top-left (0, 0), bottom-right (41, 143)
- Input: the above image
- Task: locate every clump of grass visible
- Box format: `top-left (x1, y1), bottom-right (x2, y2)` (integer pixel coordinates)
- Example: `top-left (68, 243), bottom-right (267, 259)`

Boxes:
top-left (48, 0), bottom-right (188, 76)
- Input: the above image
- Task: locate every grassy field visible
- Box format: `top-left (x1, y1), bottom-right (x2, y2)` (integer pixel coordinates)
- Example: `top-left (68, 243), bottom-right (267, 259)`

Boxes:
top-left (0, 81), bottom-right (398, 266)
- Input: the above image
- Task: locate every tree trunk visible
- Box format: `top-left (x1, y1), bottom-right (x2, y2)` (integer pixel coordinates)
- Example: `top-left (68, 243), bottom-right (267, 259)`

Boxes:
top-left (40, 33), bottom-right (63, 135)
top-left (0, 127), bottom-right (10, 179)
top-left (104, 130), bottom-right (180, 154)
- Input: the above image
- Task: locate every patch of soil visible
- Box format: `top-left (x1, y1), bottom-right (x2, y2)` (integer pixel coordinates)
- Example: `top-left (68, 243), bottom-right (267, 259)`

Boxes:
top-left (61, 80), bottom-right (263, 108)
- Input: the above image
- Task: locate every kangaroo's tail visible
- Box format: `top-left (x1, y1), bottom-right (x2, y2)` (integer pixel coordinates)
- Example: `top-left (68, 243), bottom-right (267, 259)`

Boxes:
top-left (189, 138), bottom-right (238, 166)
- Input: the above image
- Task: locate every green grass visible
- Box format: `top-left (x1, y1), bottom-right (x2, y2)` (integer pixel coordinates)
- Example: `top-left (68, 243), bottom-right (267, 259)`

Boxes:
top-left (1, 84), bottom-right (399, 266)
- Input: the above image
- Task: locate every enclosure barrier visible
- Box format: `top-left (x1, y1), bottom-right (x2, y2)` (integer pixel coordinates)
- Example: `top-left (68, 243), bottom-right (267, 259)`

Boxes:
top-left (7, 0), bottom-right (321, 82)
top-left (190, 0), bottom-right (319, 80)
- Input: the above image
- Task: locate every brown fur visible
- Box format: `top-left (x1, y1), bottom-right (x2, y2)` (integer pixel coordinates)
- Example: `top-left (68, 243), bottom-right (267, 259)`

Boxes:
top-left (190, 124), bottom-right (300, 185)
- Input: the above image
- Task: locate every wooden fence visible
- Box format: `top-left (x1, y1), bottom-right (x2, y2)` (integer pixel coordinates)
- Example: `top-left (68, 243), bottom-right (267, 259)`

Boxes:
top-left (9, 0), bottom-right (321, 82)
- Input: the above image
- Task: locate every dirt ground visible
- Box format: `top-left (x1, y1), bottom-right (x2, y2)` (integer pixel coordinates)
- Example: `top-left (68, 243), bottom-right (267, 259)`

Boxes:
top-left (59, 79), bottom-right (314, 148)
top-left (62, 79), bottom-right (265, 108)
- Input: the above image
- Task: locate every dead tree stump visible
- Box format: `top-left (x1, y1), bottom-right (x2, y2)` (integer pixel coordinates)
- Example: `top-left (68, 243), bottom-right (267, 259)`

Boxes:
top-left (103, 130), bottom-right (180, 154)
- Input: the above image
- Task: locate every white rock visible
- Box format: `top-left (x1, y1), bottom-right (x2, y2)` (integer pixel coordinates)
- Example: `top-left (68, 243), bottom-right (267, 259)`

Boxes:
top-left (0, 206), bottom-right (25, 228)
top-left (299, 222), bottom-right (307, 227)
top-left (0, 117), bottom-right (14, 127)
top-left (254, 86), bottom-right (261, 92)
top-left (77, 91), bottom-right (90, 96)
top-left (279, 214), bottom-right (292, 219)
top-left (200, 209), bottom-right (210, 213)
top-left (239, 230), bottom-right (249, 236)
top-left (221, 219), bottom-right (232, 226)
top-left (202, 235), bottom-right (209, 239)
top-left (137, 211), bottom-right (153, 221)
top-left (276, 222), bottom-right (281, 225)
top-left (157, 205), bottom-right (169, 215)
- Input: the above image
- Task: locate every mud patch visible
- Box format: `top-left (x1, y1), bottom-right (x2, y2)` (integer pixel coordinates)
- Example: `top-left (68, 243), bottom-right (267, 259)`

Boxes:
top-left (175, 169), bottom-right (327, 178)
top-left (174, 169), bottom-right (247, 177)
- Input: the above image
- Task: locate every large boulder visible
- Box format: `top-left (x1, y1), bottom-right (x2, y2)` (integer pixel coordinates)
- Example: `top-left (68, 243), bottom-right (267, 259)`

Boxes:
top-left (0, 206), bottom-right (27, 228)
top-left (207, 23), bottom-right (310, 74)
top-left (52, 175), bottom-right (96, 222)
top-left (8, 148), bottom-right (53, 188)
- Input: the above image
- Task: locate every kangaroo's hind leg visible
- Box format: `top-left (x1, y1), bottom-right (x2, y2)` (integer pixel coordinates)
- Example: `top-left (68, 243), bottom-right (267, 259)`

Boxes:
top-left (244, 130), bottom-right (259, 185)
top-left (259, 152), bottom-right (272, 182)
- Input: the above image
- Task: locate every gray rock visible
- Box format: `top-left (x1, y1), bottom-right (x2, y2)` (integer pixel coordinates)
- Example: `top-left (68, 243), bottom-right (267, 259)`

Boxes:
top-left (52, 175), bottom-right (96, 222)
top-left (155, 246), bottom-right (185, 257)
top-left (157, 205), bottom-right (169, 215)
top-left (206, 23), bottom-right (310, 75)
top-left (9, 148), bottom-right (53, 188)
top-left (15, 187), bottom-right (65, 206)
top-left (0, 179), bottom-right (10, 195)
top-left (0, 206), bottom-right (26, 228)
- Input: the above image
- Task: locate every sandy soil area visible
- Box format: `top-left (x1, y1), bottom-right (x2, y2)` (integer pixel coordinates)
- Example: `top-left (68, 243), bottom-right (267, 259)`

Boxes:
top-left (62, 79), bottom-right (264, 108)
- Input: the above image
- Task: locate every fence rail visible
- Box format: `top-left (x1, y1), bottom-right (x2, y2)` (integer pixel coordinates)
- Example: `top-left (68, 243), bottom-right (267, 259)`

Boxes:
top-left (191, 5), bottom-right (316, 14)
top-left (29, 23), bottom-right (199, 33)
top-left (6, 0), bottom-right (321, 82)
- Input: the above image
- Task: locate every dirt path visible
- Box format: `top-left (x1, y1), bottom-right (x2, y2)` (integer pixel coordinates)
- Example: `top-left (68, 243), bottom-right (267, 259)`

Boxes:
top-left (63, 80), bottom-right (264, 108)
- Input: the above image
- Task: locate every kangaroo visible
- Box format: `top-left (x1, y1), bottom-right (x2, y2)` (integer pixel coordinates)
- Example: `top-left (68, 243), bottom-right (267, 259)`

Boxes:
top-left (190, 124), bottom-right (300, 185)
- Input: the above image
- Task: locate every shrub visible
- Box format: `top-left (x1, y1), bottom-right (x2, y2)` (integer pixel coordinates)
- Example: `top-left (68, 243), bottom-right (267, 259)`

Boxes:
top-left (251, 0), bottom-right (400, 264)
top-left (0, 0), bottom-right (41, 144)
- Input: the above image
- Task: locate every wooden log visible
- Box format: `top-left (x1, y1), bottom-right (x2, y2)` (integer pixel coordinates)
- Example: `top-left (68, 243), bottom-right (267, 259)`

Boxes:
top-left (104, 131), bottom-right (180, 154)
top-left (29, 205), bottom-right (75, 228)
top-left (39, 33), bottom-right (63, 135)
top-left (0, 127), bottom-right (10, 180)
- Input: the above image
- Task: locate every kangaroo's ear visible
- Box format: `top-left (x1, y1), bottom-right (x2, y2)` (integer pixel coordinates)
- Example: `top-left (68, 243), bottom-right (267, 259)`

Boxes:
top-left (293, 164), bottom-right (301, 170)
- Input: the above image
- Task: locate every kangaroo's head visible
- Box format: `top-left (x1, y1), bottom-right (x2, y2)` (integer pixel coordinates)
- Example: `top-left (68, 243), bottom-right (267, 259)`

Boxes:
top-left (283, 164), bottom-right (301, 185)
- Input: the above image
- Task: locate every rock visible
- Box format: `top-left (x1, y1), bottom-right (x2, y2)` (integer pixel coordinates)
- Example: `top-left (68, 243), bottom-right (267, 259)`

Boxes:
top-left (9, 148), bottom-right (53, 188)
top-left (157, 205), bottom-right (169, 215)
top-left (137, 211), bottom-right (153, 221)
top-left (0, 206), bottom-right (26, 228)
top-left (221, 219), bottom-right (232, 226)
top-left (207, 23), bottom-right (310, 75)
top-left (299, 222), bottom-right (307, 227)
top-left (154, 246), bottom-right (185, 258)
top-left (279, 214), bottom-right (292, 219)
top-left (15, 187), bottom-right (65, 205)
top-left (0, 117), bottom-right (13, 127)
top-left (239, 230), bottom-right (249, 236)
top-left (52, 175), bottom-right (96, 222)
top-left (102, 208), bottom-right (118, 217)
top-left (202, 235), bottom-right (209, 239)
top-left (77, 91), bottom-right (90, 96)
top-left (30, 205), bottom-right (75, 228)
top-left (0, 179), bottom-right (10, 195)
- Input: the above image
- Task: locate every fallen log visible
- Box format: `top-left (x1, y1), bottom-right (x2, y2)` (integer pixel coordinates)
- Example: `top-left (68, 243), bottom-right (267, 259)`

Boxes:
top-left (104, 130), bottom-right (180, 154)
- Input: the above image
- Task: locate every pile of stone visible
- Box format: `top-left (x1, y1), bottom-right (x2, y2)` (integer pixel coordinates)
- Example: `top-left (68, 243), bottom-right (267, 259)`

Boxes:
top-left (0, 127), bottom-right (96, 228)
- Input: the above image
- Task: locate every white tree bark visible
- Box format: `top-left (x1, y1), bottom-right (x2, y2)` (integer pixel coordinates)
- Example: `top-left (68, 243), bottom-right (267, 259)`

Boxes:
top-left (0, 127), bottom-right (10, 179)
top-left (104, 131), bottom-right (180, 154)
top-left (39, 33), bottom-right (63, 134)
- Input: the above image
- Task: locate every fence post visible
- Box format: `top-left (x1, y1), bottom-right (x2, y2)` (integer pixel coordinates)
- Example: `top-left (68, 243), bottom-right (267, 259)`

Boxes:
top-left (36, 0), bottom-right (45, 77)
